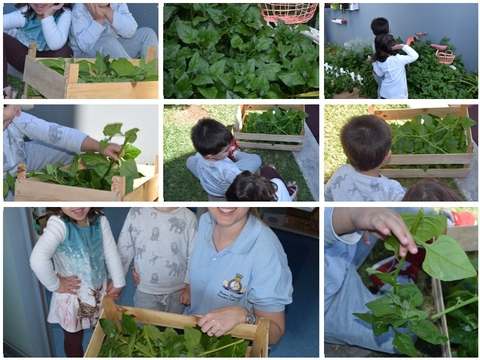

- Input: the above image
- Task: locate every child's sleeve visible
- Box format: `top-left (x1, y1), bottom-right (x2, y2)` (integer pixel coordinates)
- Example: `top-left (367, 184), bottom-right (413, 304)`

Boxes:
top-left (41, 9), bottom-right (72, 50)
top-left (3, 9), bottom-right (26, 31)
top-left (29, 216), bottom-right (66, 292)
top-left (101, 216), bottom-right (126, 288)
top-left (109, 3), bottom-right (138, 39)
top-left (116, 209), bottom-right (135, 276)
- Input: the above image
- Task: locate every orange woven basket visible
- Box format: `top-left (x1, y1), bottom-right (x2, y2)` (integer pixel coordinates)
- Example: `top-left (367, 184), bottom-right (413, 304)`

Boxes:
top-left (258, 3), bottom-right (318, 24)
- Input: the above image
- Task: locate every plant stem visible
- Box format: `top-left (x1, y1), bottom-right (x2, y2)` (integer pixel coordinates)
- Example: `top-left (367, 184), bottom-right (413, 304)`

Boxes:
top-left (431, 295), bottom-right (478, 320)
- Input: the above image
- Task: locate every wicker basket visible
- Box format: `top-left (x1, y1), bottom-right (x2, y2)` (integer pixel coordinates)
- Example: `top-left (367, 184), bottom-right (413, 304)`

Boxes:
top-left (258, 3), bottom-right (318, 24)
top-left (436, 50), bottom-right (455, 65)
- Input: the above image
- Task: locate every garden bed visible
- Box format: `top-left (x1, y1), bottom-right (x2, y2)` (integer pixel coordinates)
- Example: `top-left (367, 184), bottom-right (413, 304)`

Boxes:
top-left (233, 104), bottom-right (306, 151)
top-left (369, 105), bottom-right (474, 178)
top-left (23, 43), bottom-right (158, 99)
top-left (14, 160), bottom-right (158, 202)
top-left (84, 296), bottom-right (269, 357)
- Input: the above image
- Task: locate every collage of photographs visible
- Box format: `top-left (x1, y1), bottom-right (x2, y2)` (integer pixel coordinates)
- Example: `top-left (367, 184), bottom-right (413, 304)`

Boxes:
top-left (2, 2), bottom-right (478, 359)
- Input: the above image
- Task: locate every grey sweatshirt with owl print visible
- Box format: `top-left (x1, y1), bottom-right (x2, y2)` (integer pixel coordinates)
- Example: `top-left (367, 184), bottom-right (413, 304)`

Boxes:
top-left (117, 207), bottom-right (198, 295)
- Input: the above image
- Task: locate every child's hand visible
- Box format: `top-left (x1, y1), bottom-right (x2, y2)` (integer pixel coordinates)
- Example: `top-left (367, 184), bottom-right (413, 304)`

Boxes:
top-left (100, 143), bottom-right (122, 161)
top-left (333, 208), bottom-right (417, 257)
top-left (43, 3), bottom-right (65, 18)
top-left (131, 265), bottom-right (140, 286)
top-left (179, 284), bottom-right (191, 305)
top-left (56, 274), bottom-right (81, 294)
top-left (106, 281), bottom-right (124, 301)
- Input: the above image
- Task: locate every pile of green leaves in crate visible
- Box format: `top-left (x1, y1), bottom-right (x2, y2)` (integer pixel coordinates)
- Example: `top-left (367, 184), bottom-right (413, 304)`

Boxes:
top-left (354, 209), bottom-right (477, 357)
top-left (3, 124), bottom-right (143, 197)
top-left (243, 107), bottom-right (308, 136)
top-left (164, 3), bottom-right (319, 99)
top-left (98, 311), bottom-right (248, 357)
top-left (388, 113), bottom-right (476, 171)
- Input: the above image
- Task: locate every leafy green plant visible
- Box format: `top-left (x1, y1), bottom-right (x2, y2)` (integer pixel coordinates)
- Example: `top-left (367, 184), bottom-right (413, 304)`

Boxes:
top-left (98, 311), bottom-right (248, 357)
top-left (389, 113), bottom-right (476, 171)
top-left (354, 209), bottom-right (477, 357)
top-left (437, 260), bottom-right (478, 357)
top-left (243, 107), bottom-right (308, 135)
top-left (32, 124), bottom-right (142, 194)
top-left (164, 3), bottom-right (319, 99)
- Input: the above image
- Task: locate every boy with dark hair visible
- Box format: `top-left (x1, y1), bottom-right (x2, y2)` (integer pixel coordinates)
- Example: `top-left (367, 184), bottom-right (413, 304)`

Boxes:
top-left (324, 114), bottom-right (405, 201)
top-left (186, 118), bottom-right (261, 198)
top-left (369, 17), bottom-right (390, 98)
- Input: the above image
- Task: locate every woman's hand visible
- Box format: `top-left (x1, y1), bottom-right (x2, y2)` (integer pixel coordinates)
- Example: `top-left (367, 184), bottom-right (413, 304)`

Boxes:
top-left (196, 305), bottom-right (247, 337)
top-left (56, 274), bottom-right (81, 294)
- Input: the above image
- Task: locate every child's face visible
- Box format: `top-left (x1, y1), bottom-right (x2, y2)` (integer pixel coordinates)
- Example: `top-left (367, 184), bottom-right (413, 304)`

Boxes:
top-left (61, 207), bottom-right (91, 226)
top-left (3, 105), bottom-right (21, 129)
top-left (207, 144), bottom-right (230, 161)
top-left (28, 4), bottom-right (55, 15)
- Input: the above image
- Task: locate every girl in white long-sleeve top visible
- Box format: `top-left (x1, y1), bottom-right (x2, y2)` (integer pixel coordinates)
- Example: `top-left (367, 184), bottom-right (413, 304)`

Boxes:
top-left (372, 33), bottom-right (419, 99)
top-left (3, 3), bottom-right (73, 97)
top-left (30, 207), bottom-right (125, 357)
top-left (69, 3), bottom-right (157, 59)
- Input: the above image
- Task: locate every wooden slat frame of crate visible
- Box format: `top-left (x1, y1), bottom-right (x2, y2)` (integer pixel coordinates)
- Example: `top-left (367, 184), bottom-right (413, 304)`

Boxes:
top-left (84, 296), bottom-right (269, 357)
top-left (233, 104), bottom-right (306, 151)
top-left (23, 43), bottom-right (158, 99)
top-left (14, 157), bottom-right (159, 202)
top-left (369, 105), bottom-right (474, 178)
top-left (432, 224), bottom-right (478, 357)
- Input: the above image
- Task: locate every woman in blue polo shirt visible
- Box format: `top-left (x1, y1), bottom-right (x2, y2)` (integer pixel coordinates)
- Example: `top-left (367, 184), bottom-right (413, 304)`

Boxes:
top-left (186, 207), bottom-right (293, 345)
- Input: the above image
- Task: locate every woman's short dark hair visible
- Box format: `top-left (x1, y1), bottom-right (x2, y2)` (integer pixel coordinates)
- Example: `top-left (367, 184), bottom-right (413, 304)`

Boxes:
top-left (15, 3), bottom-right (72, 19)
top-left (190, 118), bottom-right (233, 157)
top-left (374, 33), bottom-right (398, 62)
top-left (340, 115), bottom-right (392, 171)
top-left (371, 17), bottom-right (389, 36)
top-left (226, 171), bottom-right (278, 201)
top-left (47, 208), bottom-right (104, 225)
top-left (402, 178), bottom-right (463, 201)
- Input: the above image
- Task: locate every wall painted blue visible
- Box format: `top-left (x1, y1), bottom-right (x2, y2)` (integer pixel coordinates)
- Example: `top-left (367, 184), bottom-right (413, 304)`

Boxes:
top-left (324, 3), bottom-right (478, 72)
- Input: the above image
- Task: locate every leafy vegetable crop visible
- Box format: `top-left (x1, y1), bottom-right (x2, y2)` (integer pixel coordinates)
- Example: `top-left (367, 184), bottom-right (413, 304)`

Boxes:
top-left (354, 209), bottom-right (477, 357)
top-left (98, 311), bottom-right (248, 357)
top-left (243, 107), bottom-right (308, 135)
top-left (388, 113), bottom-right (476, 171)
top-left (164, 3), bottom-right (319, 99)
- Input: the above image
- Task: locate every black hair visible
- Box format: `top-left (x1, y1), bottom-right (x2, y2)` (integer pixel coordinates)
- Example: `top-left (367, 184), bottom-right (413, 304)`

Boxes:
top-left (190, 118), bottom-right (233, 157)
top-left (226, 171), bottom-right (278, 201)
top-left (15, 3), bottom-right (72, 19)
top-left (370, 17), bottom-right (389, 36)
top-left (340, 115), bottom-right (392, 171)
top-left (373, 33), bottom-right (398, 62)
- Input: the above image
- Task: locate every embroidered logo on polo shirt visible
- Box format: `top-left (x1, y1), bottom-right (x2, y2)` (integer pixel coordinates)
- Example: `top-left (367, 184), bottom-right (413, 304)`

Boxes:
top-left (223, 273), bottom-right (246, 294)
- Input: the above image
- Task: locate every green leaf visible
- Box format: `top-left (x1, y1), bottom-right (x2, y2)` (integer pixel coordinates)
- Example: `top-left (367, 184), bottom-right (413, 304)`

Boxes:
top-left (423, 235), bottom-right (478, 281)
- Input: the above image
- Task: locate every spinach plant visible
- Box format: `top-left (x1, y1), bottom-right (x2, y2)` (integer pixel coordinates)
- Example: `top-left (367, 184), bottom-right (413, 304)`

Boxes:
top-left (354, 209), bottom-right (477, 357)
top-left (36, 123), bottom-right (142, 194)
top-left (389, 113), bottom-right (476, 171)
top-left (98, 311), bottom-right (248, 357)
top-left (164, 3), bottom-right (319, 99)
top-left (243, 107), bottom-right (308, 135)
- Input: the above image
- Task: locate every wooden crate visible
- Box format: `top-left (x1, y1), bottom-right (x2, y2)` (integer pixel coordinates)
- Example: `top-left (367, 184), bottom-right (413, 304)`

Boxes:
top-left (233, 104), bottom-right (306, 151)
top-left (84, 296), bottom-right (269, 357)
top-left (23, 43), bottom-right (158, 99)
top-left (14, 157), bottom-right (159, 202)
top-left (369, 105), bottom-right (474, 178)
top-left (432, 224), bottom-right (478, 357)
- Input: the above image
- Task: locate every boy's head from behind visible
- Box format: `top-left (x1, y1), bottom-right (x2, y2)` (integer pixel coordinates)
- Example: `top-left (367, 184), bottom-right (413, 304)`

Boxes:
top-left (191, 118), bottom-right (233, 158)
top-left (371, 17), bottom-right (390, 36)
top-left (341, 115), bottom-right (392, 172)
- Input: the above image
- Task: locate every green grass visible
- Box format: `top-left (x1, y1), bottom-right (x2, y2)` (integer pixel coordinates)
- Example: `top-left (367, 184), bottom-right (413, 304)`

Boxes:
top-left (323, 104), bottom-right (467, 200)
top-left (163, 105), bottom-right (315, 201)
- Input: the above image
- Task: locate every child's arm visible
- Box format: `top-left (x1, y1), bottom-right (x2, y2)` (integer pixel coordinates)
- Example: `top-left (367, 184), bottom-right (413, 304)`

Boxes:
top-left (101, 216), bottom-right (126, 290)
top-left (332, 207), bottom-right (417, 257)
top-left (30, 216), bottom-right (69, 292)
top-left (3, 8), bottom-right (26, 31)
top-left (40, 5), bottom-right (72, 50)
